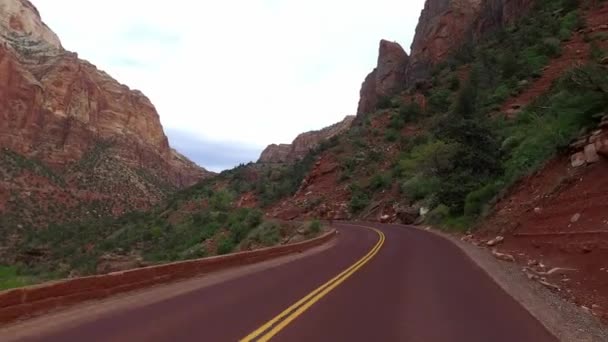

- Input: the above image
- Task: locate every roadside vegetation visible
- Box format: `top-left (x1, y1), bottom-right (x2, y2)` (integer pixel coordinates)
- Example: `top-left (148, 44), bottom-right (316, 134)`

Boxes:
top-left (381, 0), bottom-right (608, 229)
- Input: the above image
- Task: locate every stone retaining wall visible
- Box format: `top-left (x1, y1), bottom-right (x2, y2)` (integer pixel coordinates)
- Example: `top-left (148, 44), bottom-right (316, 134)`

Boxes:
top-left (0, 230), bottom-right (336, 325)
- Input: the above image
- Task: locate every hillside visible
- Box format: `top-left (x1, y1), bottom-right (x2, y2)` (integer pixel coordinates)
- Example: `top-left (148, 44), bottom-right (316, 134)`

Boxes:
top-left (0, 0), bottom-right (213, 230)
top-left (259, 116), bottom-right (355, 164)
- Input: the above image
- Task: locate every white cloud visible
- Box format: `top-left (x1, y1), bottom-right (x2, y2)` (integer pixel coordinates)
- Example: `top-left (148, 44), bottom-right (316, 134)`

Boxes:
top-left (31, 0), bottom-right (425, 170)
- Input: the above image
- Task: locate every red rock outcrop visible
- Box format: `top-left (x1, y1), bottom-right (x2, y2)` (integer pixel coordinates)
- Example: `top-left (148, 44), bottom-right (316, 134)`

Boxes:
top-left (0, 0), bottom-right (210, 187)
top-left (474, 0), bottom-right (533, 36)
top-left (357, 40), bottom-right (409, 116)
top-left (259, 116), bottom-right (355, 163)
top-left (408, 0), bottom-right (483, 83)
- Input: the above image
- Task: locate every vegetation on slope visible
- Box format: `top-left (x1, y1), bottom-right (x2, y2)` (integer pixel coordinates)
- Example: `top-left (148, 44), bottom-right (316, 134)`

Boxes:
top-left (385, 0), bottom-right (608, 228)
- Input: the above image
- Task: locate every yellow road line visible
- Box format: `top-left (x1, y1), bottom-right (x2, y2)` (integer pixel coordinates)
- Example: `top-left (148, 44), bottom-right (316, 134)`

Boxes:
top-left (240, 226), bottom-right (385, 342)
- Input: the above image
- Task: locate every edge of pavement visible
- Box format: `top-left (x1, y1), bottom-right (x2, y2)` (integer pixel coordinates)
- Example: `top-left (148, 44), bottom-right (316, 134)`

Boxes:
top-left (409, 224), bottom-right (608, 342)
top-left (0, 229), bottom-right (338, 326)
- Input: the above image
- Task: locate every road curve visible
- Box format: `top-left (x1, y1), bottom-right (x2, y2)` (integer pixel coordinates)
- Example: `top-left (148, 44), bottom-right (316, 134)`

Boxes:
top-left (8, 223), bottom-right (556, 342)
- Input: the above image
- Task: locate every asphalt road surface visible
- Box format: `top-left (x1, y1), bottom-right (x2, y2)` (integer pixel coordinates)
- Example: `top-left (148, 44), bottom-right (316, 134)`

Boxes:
top-left (6, 223), bottom-right (556, 342)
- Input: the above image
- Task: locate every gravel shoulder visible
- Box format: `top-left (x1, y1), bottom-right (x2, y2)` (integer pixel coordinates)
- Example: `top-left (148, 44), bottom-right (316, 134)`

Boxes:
top-left (421, 226), bottom-right (608, 342)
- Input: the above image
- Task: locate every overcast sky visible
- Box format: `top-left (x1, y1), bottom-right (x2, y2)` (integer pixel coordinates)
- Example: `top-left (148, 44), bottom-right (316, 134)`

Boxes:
top-left (31, 0), bottom-right (425, 172)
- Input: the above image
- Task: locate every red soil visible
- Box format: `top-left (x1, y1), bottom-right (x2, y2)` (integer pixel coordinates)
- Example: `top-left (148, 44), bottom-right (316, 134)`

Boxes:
top-left (478, 159), bottom-right (608, 321)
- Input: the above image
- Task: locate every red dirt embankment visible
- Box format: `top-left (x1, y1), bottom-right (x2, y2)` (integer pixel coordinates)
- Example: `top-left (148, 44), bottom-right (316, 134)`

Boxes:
top-left (0, 230), bottom-right (336, 325)
top-left (478, 157), bottom-right (608, 322)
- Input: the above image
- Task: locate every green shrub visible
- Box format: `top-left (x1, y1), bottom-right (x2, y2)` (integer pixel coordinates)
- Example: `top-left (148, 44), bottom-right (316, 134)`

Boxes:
top-left (389, 114), bottom-right (405, 130)
top-left (464, 182), bottom-right (502, 217)
top-left (0, 265), bottom-right (32, 290)
top-left (369, 173), bottom-right (392, 191)
top-left (309, 220), bottom-right (322, 234)
top-left (385, 129), bottom-right (399, 142)
top-left (428, 89), bottom-right (452, 114)
top-left (377, 96), bottom-right (393, 109)
top-left (349, 185), bottom-right (370, 214)
top-left (449, 75), bottom-right (461, 91)
top-left (402, 175), bottom-right (441, 201)
top-left (425, 204), bottom-right (450, 225)
top-left (540, 37), bottom-right (562, 57)
top-left (399, 102), bottom-right (423, 122)
top-left (217, 237), bottom-right (235, 255)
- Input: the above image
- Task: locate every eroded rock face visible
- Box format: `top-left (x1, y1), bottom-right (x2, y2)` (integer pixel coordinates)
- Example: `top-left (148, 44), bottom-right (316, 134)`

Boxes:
top-left (258, 144), bottom-right (292, 164)
top-left (408, 0), bottom-right (483, 83)
top-left (475, 0), bottom-right (533, 37)
top-left (0, 0), bottom-right (210, 187)
top-left (259, 116), bottom-right (355, 163)
top-left (0, 0), bottom-right (61, 48)
top-left (357, 40), bottom-right (409, 116)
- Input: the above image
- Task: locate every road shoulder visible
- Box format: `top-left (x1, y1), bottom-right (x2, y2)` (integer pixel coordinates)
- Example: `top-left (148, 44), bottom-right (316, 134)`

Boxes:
top-left (416, 225), bottom-right (608, 342)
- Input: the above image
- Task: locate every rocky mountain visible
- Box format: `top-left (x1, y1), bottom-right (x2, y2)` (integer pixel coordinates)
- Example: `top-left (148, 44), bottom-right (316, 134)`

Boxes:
top-left (0, 0), bottom-right (210, 186)
top-left (358, 0), bottom-right (536, 116)
top-left (0, 0), bottom-right (212, 228)
top-left (259, 116), bottom-right (355, 163)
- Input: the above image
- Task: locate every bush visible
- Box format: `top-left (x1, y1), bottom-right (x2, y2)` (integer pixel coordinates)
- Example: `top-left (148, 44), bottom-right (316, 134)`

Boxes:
top-left (217, 237), bottom-right (235, 255)
top-left (540, 37), bottom-right (562, 57)
top-left (399, 102), bottom-right (423, 122)
top-left (428, 89), bottom-right (452, 114)
top-left (369, 173), bottom-right (392, 191)
top-left (464, 182), bottom-right (502, 217)
top-left (402, 175), bottom-right (441, 202)
top-left (377, 96), bottom-right (393, 109)
top-left (309, 220), bottom-right (322, 234)
top-left (449, 75), bottom-right (461, 91)
top-left (385, 129), bottom-right (399, 142)
top-left (425, 204), bottom-right (450, 225)
top-left (349, 185), bottom-right (370, 214)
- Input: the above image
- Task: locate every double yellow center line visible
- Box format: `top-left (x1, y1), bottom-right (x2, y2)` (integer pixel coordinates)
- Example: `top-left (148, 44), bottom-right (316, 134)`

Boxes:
top-left (240, 226), bottom-right (385, 341)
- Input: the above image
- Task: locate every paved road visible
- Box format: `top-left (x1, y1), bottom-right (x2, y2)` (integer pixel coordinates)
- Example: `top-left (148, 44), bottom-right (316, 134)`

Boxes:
top-left (10, 223), bottom-right (556, 341)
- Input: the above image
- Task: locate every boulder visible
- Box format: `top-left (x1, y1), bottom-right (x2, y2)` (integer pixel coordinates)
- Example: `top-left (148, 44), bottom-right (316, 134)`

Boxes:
top-left (584, 144), bottom-right (600, 163)
top-left (396, 206), bottom-right (420, 224)
top-left (570, 152), bottom-right (586, 168)
top-left (486, 236), bottom-right (504, 247)
top-left (492, 249), bottom-right (515, 262)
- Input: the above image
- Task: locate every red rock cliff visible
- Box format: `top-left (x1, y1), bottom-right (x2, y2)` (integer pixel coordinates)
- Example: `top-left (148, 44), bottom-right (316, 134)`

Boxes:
top-left (356, 0), bottom-right (533, 117)
top-left (0, 0), bottom-right (210, 187)
top-left (408, 0), bottom-right (483, 83)
top-left (259, 116), bottom-right (355, 163)
top-left (356, 40), bottom-right (409, 116)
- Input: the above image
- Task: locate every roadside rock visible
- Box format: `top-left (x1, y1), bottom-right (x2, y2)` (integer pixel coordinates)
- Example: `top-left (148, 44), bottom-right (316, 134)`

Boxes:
top-left (396, 206), bottom-right (420, 224)
top-left (492, 249), bottom-right (515, 262)
top-left (570, 213), bottom-right (581, 223)
top-left (584, 144), bottom-right (600, 163)
top-left (486, 236), bottom-right (504, 247)
top-left (570, 152), bottom-right (586, 167)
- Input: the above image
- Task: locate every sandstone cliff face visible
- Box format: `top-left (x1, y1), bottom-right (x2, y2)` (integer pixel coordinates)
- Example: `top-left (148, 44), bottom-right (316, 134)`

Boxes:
top-left (356, 0), bottom-right (533, 117)
top-left (259, 116), bottom-right (355, 163)
top-left (474, 0), bottom-right (532, 37)
top-left (0, 0), bottom-right (60, 48)
top-left (0, 0), bottom-right (209, 187)
top-left (356, 40), bottom-right (409, 116)
top-left (408, 0), bottom-right (482, 83)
